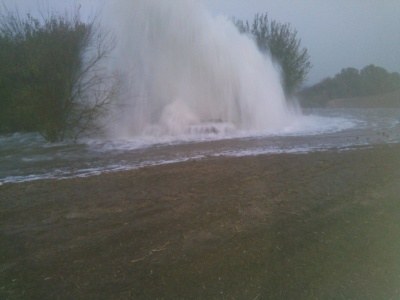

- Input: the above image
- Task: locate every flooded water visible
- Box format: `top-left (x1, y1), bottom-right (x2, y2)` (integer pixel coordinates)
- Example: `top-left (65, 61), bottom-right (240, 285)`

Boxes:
top-left (1, 108), bottom-right (400, 184)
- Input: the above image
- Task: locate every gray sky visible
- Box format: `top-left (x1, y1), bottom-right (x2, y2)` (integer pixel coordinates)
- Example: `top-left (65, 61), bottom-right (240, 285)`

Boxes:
top-left (3, 0), bottom-right (400, 85)
top-left (202, 0), bottom-right (400, 85)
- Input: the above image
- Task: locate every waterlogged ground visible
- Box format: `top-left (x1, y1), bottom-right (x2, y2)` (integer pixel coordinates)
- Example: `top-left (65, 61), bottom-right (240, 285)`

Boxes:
top-left (1, 108), bottom-right (400, 184)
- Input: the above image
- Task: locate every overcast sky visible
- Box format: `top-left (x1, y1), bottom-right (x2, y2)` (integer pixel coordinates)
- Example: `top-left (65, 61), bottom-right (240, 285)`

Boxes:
top-left (202, 0), bottom-right (400, 85)
top-left (3, 0), bottom-right (400, 85)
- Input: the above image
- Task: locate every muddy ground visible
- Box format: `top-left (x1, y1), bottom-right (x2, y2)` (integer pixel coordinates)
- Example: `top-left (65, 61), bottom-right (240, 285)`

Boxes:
top-left (1, 144), bottom-right (400, 299)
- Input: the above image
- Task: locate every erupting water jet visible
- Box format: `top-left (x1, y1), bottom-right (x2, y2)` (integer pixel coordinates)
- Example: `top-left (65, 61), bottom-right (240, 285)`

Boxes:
top-left (107, 0), bottom-right (298, 137)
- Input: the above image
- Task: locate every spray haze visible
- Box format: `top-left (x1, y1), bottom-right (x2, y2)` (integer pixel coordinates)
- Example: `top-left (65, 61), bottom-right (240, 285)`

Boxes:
top-left (106, 0), bottom-right (296, 137)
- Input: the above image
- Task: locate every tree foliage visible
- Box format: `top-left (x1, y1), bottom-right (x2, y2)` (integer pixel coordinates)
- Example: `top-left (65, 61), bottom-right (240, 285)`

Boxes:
top-left (299, 65), bottom-right (400, 107)
top-left (234, 13), bottom-right (311, 96)
top-left (0, 6), bottom-right (119, 142)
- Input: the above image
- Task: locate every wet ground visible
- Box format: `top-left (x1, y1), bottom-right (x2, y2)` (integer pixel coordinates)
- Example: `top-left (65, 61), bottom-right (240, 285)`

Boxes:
top-left (1, 144), bottom-right (400, 299)
top-left (1, 108), bottom-right (400, 185)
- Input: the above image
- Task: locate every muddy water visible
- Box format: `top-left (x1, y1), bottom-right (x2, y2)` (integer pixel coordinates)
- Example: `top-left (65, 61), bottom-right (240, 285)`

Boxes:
top-left (1, 108), bottom-right (400, 184)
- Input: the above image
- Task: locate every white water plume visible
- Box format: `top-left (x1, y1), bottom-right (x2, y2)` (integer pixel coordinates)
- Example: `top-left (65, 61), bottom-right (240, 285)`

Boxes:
top-left (106, 0), bottom-right (298, 137)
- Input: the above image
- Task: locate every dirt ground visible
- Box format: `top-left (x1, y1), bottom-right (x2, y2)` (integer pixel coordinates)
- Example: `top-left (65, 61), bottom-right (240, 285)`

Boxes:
top-left (1, 144), bottom-right (400, 299)
top-left (326, 90), bottom-right (400, 108)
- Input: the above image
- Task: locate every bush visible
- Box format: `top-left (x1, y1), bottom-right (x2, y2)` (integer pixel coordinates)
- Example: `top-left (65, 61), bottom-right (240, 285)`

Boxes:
top-left (0, 6), bottom-right (119, 142)
top-left (299, 65), bottom-right (400, 107)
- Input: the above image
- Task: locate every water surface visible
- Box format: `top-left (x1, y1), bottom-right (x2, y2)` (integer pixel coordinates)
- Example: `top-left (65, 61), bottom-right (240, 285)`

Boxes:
top-left (1, 108), bottom-right (399, 184)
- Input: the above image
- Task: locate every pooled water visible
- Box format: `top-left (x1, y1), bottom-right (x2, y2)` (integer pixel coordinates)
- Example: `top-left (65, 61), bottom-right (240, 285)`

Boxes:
top-left (1, 109), bottom-right (400, 184)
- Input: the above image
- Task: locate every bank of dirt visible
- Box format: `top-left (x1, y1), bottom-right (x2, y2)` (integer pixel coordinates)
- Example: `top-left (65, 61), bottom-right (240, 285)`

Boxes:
top-left (1, 145), bottom-right (400, 299)
top-left (326, 90), bottom-right (400, 108)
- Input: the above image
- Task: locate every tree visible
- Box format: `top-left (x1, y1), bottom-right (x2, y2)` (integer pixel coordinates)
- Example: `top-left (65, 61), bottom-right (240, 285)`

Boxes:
top-left (0, 6), bottom-right (120, 142)
top-left (298, 65), bottom-right (400, 107)
top-left (234, 13), bottom-right (311, 96)
top-left (360, 65), bottom-right (393, 96)
top-left (333, 67), bottom-right (362, 98)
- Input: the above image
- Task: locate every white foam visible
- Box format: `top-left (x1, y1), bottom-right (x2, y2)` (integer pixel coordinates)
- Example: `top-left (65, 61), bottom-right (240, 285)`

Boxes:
top-left (276, 114), bottom-right (356, 136)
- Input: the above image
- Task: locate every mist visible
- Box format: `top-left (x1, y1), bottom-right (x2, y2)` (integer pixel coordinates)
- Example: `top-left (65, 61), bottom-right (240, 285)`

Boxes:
top-left (104, 0), bottom-right (296, 138)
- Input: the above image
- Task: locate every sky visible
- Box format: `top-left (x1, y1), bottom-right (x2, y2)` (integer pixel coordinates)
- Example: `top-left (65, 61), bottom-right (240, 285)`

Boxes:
top-left (3, 0), bottom-right (400, 85)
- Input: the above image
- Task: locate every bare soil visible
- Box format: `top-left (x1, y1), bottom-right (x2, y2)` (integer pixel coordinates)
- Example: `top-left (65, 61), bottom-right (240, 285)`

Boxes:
top-left (1, 145), bottom-right (400, 299)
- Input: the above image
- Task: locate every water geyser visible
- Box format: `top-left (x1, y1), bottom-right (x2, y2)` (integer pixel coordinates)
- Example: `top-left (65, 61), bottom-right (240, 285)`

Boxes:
top-left (108, 0), bottom-right (297, 137)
